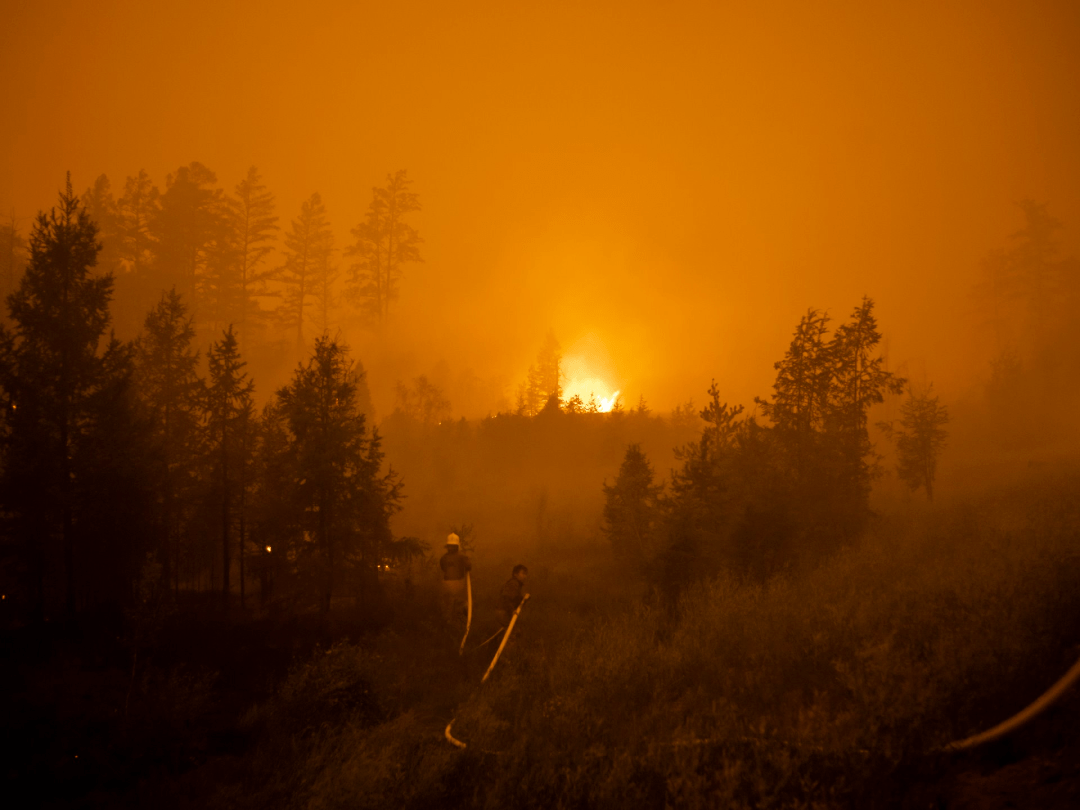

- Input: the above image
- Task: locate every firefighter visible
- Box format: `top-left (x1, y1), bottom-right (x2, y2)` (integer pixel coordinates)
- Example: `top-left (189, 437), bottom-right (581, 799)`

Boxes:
top-left (439, 533), bottom-right (471, 623)
top-left (496, 564), bottom-right (529, 627)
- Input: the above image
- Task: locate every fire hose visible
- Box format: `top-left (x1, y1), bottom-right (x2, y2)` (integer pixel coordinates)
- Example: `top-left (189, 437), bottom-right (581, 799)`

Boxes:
top-left (459, 573), bottom-right (472, 656)
top-left (446, 591), bottom-right (1080, 753)
top-left (941, 651), bottom-right (1080, 752)
top-left (445, 594), bottom-right (531, 749)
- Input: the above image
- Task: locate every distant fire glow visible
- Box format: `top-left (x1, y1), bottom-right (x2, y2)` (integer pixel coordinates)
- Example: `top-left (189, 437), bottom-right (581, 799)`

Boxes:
top-left (562, 333), bottom-right (622, 412)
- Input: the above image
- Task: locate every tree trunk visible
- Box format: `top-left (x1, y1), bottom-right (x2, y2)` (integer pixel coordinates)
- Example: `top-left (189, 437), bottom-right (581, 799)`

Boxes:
top-left (221, 422), bottom-right (230, 616)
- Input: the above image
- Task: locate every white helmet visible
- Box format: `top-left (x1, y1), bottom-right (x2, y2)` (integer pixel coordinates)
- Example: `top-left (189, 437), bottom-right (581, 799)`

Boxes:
top-left (446, 533), bottom-right (460, 547)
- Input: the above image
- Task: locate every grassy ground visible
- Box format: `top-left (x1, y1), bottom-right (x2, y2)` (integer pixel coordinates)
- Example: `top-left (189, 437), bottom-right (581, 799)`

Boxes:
top-left (5, 467), bottom-right (1080, 808)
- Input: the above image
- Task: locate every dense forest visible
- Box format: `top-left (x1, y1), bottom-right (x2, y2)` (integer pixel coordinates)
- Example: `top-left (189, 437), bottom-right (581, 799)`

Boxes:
top-left (2, 173), bottom-right (1080, 808)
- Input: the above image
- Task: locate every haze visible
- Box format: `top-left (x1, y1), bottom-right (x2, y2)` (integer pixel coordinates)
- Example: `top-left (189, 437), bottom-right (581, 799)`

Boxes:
top-left (4, 0), bottom-right (1078, 415)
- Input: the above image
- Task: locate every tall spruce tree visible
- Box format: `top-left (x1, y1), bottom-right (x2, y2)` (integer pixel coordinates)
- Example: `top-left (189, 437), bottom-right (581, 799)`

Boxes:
top-left (118, 170), bottom-right (160, 278)
top-left (227, 167), bottom-right (278, 347)
top-left (205, 326), bottom-right (254, 614)
top-left (112, 170), bottom-right (161, 336)
top-left (153, 163), bottom-right (225, 319)
top-left (311, 240), bottom-right (339, 336)
top-left (346, 170), bottom-right (423, 324)
top-left (0, 175), bottom-right (130, 618)
top-left (826, 296), bottom-right (905, 510)
top-left (754, 308), bottom-right (832, 475)
top-left (136, 289), bottom-right (205, 593)
top-left (274, 193), bottom-right (333, 349)
top-left (516, 331), bottom-right (564, 416)
top-left (275, 337), bottom-right (400, 612)
top-left (1, 212), bottom-right (29, 306)
top-left (881, 385), bottom-right (949, 501)
top-left (82, 175), bottom-right (123, 278)
top-left (603, 444), bottom-right (663, 569)
top-left (393, 375), bottom-right (451, 426)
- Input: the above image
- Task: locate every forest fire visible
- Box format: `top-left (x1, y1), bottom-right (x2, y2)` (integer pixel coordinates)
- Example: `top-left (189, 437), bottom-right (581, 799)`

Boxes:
top-left (560, 333), bottom-right (622, 412)
top-left (2, 1), bottom-right (1080, 808)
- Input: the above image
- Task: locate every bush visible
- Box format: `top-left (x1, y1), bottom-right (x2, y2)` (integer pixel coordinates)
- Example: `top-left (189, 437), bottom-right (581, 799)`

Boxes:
top-left (248, 468), bottom-right (1080, 808)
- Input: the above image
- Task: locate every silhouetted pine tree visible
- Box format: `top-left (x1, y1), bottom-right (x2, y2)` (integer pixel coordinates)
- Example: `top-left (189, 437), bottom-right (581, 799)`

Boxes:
top-left (346, 170), bottom-right (423, 324)
top-left (274, 194), bottom-right (333, 349)
top-left (0, 175), bottom-right (132, 618)
top-left (113, 170), bottom-right (161, 335)
top-left (205, 326), bottom-right (254, 614)
top-left (153, 163), bottom-right (225, 319)
top-left (825, 296), bottom-right (905, 523)
top-left (881, 384), bottom-right (949, 501)
top-left (275, 337), bottom-right (400, 612)
top-left (136, 289), bottom-right (205, 593)
top-left (659, 384), bottom-right (746, 593)
top-left (311, 239), bottom-right (339, 336)
top-left (603, 444), bottom-right (663, 569)
top-left (227, 167), bottom-right (278, 348)
top-left (1, 212), bottom-right (28, 307)
top-left (516, 331), bottom-right (563, 416)
top-left (248, 400), bottom-right (294, 607)
top-left (393, 375), bottom-right (451, 426)
top-left (754, 308), bottom-right (832, 476)
top-left (82, 175), bottom-right (123, 278)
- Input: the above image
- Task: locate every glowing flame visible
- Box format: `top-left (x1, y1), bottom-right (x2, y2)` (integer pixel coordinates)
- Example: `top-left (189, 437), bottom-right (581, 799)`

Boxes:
top-left (265, 545), bottom-right (272, 553)
top-left (598, 391), bottom-right (621, 412)
top-left (561, 333), bottom-right (621, 413)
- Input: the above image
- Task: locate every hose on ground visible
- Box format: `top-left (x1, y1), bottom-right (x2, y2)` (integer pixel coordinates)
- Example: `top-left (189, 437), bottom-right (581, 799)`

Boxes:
top-left (941, 651), bottom-right (1080, 752)
top-left (445, 594), bottom-right (531, 749)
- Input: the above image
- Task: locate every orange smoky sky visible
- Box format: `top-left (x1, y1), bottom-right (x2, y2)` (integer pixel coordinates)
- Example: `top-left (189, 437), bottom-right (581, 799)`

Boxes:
top-left (2, 0), bottom-right (1079, 414)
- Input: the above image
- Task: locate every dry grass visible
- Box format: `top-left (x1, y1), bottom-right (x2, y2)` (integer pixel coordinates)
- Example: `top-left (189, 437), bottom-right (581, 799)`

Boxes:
top-left (248, 468), bottom-right (1080, 809)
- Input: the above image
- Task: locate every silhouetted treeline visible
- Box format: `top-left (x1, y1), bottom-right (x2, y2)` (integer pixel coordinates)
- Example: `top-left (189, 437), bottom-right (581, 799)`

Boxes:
top-left (971, 200), bottom-right (1080, 451)
top-left (381, 387), bottom-right (702, 548)
top-left (605, 298), bottom-right (909, 591)
top-left (0, 181), bottom-right (400, 622)
top-left (10, 164), bottom-right (423, 376)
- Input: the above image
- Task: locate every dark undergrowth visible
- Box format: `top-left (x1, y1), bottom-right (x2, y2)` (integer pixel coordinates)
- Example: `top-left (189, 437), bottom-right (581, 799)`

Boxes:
top-left (4, 467), bottom-right (1080, 809)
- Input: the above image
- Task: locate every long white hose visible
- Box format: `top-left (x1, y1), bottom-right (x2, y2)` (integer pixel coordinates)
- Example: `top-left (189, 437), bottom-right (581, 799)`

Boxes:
top-left (445, 594), bottom-right (531, 748)
top-left (482, 594), bottom-right (529, 683)
top-left (942, 652), bottom-right (1080, 752)
top-left (459, 573), bottom-right (472, 655)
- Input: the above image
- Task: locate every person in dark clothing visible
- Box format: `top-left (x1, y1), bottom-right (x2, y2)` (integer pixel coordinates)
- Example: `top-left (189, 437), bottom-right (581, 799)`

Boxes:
top-left (439, 533), bottom-right (471, 622)
top-left (496, 564), bottom-right (528, 626)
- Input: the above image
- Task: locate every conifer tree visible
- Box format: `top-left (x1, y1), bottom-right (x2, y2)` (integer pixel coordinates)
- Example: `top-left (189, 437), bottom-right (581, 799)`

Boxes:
top-left (82, 175), bottom-right (123, 277)
top-left (118, 170), bottom-right (160, 277)
top-left (394, 375), bottom-right (451, 426)
top-left (205, 326), bottom-right (254, 613)
top-left (0, 175), bottom-right (129, 618)
top-left (227, 167), bottom-right (278, 346)
top-left (754, 308), bottom-right (832, 474)
top-left (274, 193), bottom-right (333, 349)
top-left (136, 289), bottom-right (205, 593)
top-left (346, 170), bottom-right (423, 324)
top-left (603, 444), bottom-right (663, 568)
top-left (1, 212), bottom-right (28, 305)
top-left (112, 170), bottom-right (161, 335)
top-left (275, 337), bottom-right (400, 612)
top-left (826, 296), bottom-right (905, 506)
top-left (881, 385), bottom-right (949, 501)
top-left (311, 242), bottom-right (339, 336)
top-left (153, 162), bottom-right (225, 317)
top-left (249, 401), bottom-right (293, 606)
top-left (516, 331), bottom-right (564, 416)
